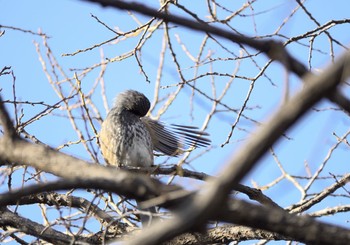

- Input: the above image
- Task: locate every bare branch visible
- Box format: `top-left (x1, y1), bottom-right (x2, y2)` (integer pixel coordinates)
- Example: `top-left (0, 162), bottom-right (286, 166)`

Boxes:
top-left (11, 192), bottom-right (117, 226)
top-left (289, 173), bottom-right (350, 213)
top-left (0, 207), bottom-right (89, 244)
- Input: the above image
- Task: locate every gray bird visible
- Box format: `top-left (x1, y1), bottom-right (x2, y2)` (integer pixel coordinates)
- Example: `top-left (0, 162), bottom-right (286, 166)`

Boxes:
top-left (99, 90), bottom-right (210, 224)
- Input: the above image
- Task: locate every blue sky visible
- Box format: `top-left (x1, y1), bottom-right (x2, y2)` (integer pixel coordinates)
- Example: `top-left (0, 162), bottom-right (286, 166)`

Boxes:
top-left (1, 0), bottom-right (350, 243)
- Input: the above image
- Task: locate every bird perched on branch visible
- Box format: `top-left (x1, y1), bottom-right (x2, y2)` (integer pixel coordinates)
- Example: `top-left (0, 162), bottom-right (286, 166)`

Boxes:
top-left (99, 90), bottom-right (210, 224)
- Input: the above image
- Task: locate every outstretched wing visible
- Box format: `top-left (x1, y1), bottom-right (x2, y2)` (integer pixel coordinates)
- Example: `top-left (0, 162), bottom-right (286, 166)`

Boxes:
top-left (141, 117), bottom-right (211, 156)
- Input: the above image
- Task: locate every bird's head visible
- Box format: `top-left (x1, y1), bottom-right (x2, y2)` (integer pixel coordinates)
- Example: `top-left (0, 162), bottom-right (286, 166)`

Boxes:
top-left (113, 90), bottom-right (150, 117)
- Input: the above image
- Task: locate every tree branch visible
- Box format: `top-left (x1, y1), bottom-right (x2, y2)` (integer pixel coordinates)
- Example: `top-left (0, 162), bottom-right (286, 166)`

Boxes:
top-left (288, 173), bottom-right (350, 213)
top-left (216, 199), bottom-right (350, 245)
top-left (14, 192), bottom-right (118, 226)
top-left (0, 207), bottom-right (90, 244)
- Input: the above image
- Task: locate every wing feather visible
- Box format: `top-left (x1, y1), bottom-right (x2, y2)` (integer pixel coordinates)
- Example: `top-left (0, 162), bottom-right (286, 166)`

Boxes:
top-left (141, 117), bottom-right (210, 156)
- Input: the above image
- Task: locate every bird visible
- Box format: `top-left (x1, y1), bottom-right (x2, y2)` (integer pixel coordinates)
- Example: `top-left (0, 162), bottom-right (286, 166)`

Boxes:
top-left (99, 90), bottom-right (210, 225)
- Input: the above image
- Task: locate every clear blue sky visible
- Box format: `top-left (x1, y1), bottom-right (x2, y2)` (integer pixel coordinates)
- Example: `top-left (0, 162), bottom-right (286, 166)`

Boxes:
top-left (1, 0), bottom-right (350, 243)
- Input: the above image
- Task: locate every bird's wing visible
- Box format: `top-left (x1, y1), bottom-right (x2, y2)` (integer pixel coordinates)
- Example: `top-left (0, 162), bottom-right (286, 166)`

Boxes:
top-left (141, 117), bottom-right (211, 156)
